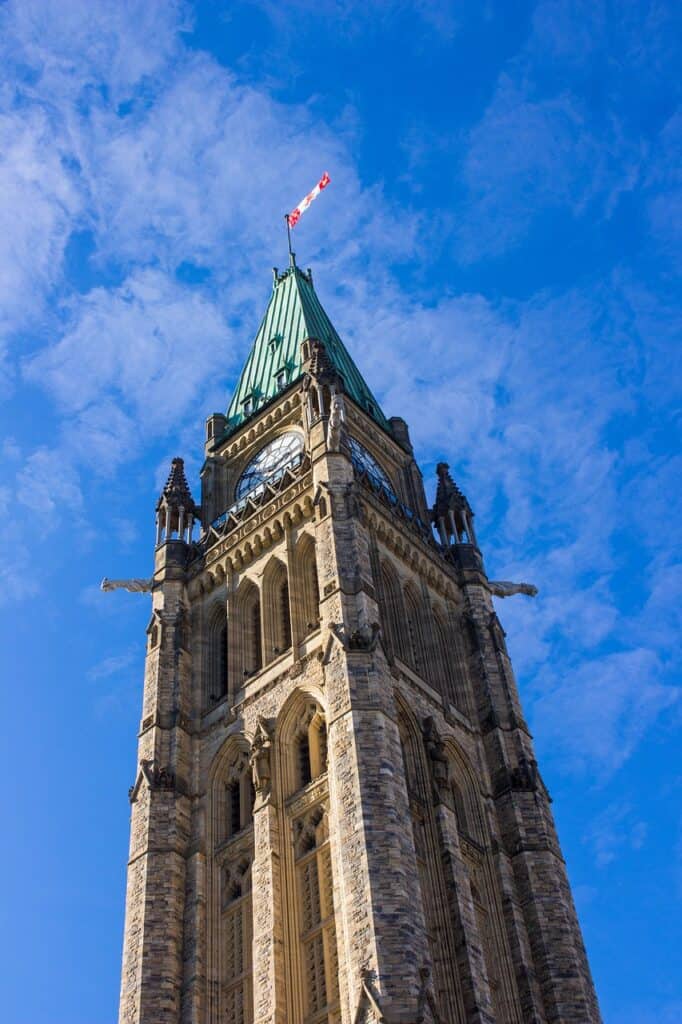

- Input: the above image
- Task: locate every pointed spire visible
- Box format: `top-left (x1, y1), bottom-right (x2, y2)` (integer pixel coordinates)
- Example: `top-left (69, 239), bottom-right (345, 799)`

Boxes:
top-left (225, 264), bottom-right (388, 436)
top-left (431, 462), bottom-right (477, 548)
top-left (155, 457), bottom-right (199, 546)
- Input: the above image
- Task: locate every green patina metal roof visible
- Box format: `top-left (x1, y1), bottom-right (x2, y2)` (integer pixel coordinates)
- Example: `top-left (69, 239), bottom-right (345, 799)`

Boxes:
top-left (225, 259), bottom-right (389, 435)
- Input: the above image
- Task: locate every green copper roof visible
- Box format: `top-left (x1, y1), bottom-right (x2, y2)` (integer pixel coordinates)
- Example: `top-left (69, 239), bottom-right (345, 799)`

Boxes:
top-left (225, 260), bottom-right (389, 435)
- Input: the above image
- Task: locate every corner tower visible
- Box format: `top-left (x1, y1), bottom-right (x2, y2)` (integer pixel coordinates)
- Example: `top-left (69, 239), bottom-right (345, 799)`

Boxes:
top-left (118, 256), bottom-right (601, 1024)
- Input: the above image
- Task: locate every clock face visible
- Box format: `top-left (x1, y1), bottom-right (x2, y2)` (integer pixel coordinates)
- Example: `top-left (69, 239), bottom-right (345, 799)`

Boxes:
top-left (347, 436), bottom-right (395, 496)
top-left (236, 432), bottom-right (304, 500)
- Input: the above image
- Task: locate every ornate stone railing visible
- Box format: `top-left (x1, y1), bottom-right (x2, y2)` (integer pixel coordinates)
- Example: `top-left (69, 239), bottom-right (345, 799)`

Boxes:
top-left (207, 452), bottom-right (311, 540)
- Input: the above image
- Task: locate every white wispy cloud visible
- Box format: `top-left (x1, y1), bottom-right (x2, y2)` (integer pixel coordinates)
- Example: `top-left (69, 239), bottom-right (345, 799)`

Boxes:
top-left (582, 800), bottom-right (648, 867)
top-left (0, 0), bottom-right (678, 785)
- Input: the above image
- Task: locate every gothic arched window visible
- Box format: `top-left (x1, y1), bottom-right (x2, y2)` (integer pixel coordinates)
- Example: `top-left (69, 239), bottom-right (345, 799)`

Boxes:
top-left (291, 703), bottom-right (328, 794)
top-left (208, 606), bottom-right (228, 702)
top-left (210, 743), bottom-right (255, 1024)
top-left (397, 709), bottom-right (458, 1020)
top-left (278, 695), bottom-right (339, 1022)
top-left (404, 584), bottom-right (428, 678)
top-left (263, 558), bottom-right (291, 662)
top-left (379, 560), bottom-right (406, 661)
top-left (294, 806), bottom-right (339, 1021)
top-left (237, 580), bottom-right (262, 679)
top-left (297, 535), bottom-right (320, 636)
top-left (448, 754), bottom-right (506, 1021)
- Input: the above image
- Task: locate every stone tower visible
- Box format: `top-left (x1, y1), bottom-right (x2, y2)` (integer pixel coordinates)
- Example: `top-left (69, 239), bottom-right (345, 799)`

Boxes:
top-left (118, 255), bottom-right (601, 1024)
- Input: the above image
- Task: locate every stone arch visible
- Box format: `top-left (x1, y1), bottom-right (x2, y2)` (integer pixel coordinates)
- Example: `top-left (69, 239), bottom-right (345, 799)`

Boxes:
top-left (206, 601), bottom-right (228, 706)
top-left (275, 687), bottom-right (328, 799)
top-left (441, 738), bottom-right (486, 846)
top-left (234, 578), bottom-right (262, 680)
top-left (295, 533), bottom-right (320, 639)
top-left (262, 556), bottom-right (291, 663)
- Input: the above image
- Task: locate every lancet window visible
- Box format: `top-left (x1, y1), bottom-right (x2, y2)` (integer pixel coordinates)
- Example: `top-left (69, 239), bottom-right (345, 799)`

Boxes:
top-left (292, 703), bottom-right (328, 793)
top-left (297, 535), bottom-right (320, 636)
top-left (208, 606), bottom-right (228, 702)
top-left (403, 584), bottom-right (428, 678)
top-left (263, 558), bottom-right (292, 662)
top-left (280, 697), bottom-right (339, 1022)
top-left (448, 755), bottom-right (506, 1020)
top-left (378, 559), bottom-right (406, 661)
top-left (236, 580), bottom-right (262, 679)
top-left (210, 743), bottom-right (255, 1024)
top-left (397, 714), bottom-right (450, 1017)
top-left (293, 806), bottom-right (340, 1022)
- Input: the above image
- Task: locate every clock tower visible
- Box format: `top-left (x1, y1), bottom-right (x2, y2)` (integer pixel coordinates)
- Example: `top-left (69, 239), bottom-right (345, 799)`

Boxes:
top-left (118, 254), bottom-right (601, 1024)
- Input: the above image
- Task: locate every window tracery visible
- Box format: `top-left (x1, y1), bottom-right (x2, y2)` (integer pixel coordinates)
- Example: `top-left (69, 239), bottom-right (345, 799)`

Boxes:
top-left (279, 697), bottom-right (339, 1022)
top-left (210, 743), bottom-right (255, 1024)
top-left (447, 752), bottom-right (506, 1021)
top-left (292, 804), bottom-right (340, 1022)
top-left (290, 703), bottom-right (328, 794)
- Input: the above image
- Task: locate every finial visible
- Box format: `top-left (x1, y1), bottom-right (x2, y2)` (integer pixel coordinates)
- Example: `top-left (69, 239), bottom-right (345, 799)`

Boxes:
top-left (307, 267), bottom-right (313, 284)
top-left (272, 267), bottom-right (278, 286)
top-left (289, 250), bottom-right (297, 268)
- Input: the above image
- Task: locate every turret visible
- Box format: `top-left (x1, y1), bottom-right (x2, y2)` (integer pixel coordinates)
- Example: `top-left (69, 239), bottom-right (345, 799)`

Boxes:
top-left (431, 461), bottom-right (478, 549)
top-left (155, 457), bottom-right (199, 546)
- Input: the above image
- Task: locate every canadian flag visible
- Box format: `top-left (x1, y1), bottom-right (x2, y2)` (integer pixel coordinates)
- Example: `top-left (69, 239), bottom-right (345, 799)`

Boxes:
top-left (287, 172), bottom-right (331, 228)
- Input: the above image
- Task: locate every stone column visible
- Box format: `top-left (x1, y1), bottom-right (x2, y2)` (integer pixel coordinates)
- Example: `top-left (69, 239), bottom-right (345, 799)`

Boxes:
top-left (461, 576), bottom-right (601, 1023)
top-left (250, 799), bottom-right (287, 1024)
top-left (118, 540), bottom-right (192, 1024)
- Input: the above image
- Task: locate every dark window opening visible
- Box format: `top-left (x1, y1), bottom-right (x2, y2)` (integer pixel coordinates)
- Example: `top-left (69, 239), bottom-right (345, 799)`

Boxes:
top-left (298, 735), bottom-right (312, 788)
top-left (280, 580), bottom-right (292, 651)
top-left (228, 782), bottom-right (241, 836)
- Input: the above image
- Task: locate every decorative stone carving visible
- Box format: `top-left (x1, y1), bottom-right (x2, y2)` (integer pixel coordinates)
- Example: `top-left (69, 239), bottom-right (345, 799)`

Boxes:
top-left (423, 717), bottom-right (450, 804)
top-left (129, 759), bottom-right (176, 802)
top-left (511, 754), bottom-right (539, 792)
top-left (249, 717), bottom-right (273, 805)
top-left (101, 577), bottom-right (152, 593)
top-left (348, 622), bottom-right (381, 651)
top-left (487, 580), bottom-right (538, 598)
top-left (353, 967), bottom-right (387, 1024)
top-left (416, 965), bottom-right (443, 1024)
top-left (326, 621), bottom-right (381, 653)
top-left (328, 391), bottom-right (346, 452)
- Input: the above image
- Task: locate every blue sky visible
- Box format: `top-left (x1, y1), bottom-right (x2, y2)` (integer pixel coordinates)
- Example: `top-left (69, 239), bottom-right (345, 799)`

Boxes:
top-left (0, 1), bottom-right (680, 1021)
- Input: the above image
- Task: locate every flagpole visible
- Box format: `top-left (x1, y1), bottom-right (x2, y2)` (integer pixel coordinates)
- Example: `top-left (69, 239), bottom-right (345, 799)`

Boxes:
top-left (285, 214), bottom-right (293, 258)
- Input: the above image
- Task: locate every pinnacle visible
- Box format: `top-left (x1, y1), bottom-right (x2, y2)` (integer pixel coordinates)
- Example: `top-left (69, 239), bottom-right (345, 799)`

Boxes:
top-left (434, 462), bottom-right (470, 514)
top-left (157, 457), bottom-right (198, 513)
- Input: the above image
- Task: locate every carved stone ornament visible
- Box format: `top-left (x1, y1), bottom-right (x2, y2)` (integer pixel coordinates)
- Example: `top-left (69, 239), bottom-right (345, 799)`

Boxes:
top-left (249, 717), bottom-right (273, 805)
top-left (487, 580), bottom-right (538, 598)
top-left (101, 577), bottom-right (153, 593)
top-left (510, 754), bottom-right (539, 792)
top-left (422, 717), bottom-right (450, 804)
top-left (129, 759), bottom-right (176, 803)
top-left (327, 391), bottom-right (347, 452)
top-left (326, 621), bottom-right (381, 654)
top-left (353, 967), bottom-right (387, 1024)
top-left (416, 966), bottom-right (443, 1024)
